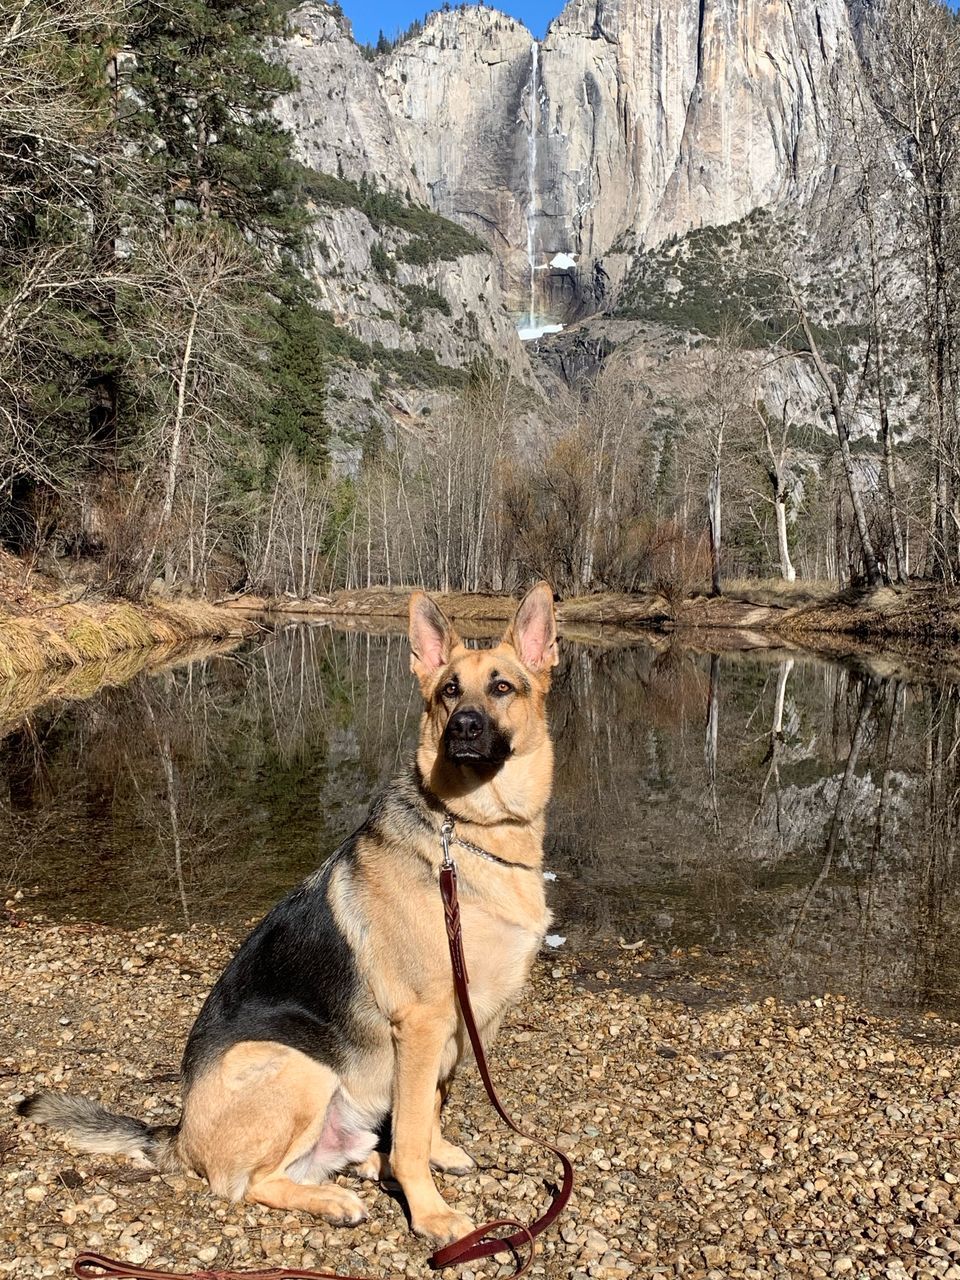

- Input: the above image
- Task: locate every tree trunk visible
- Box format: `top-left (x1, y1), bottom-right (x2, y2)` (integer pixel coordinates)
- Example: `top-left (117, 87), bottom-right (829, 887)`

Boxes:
top-left (707, 464), bottom-right (722, 595)
top-left (834, 491), bottom-right (845, 589)
top-left (854, 110), bottom-right (905, 584)
top-left (774, 493), bottom-right (796, 582)
top-left (877, 373), bottom-right (905, 581)
top-left (160, 301), bottom-right (200, 586)
top-left (758, 400), bottom-right (796, 582)
top-left (868, 266), bottom-right (905, 581)
top-left (704, 654), bottom-right (722, 832)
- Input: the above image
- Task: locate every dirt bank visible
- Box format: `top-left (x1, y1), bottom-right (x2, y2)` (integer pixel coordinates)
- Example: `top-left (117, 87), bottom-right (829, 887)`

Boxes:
top-left (219, 581), bottom-right (960, 645)
top-left (4, 917), bottom-right (960, 1279)
top-left (0, 554), bottom-right (255, 682)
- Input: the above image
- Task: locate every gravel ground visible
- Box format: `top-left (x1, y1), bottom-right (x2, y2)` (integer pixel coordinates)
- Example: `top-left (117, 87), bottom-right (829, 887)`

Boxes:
top-left (2, 915), bottom-right (960, 1280)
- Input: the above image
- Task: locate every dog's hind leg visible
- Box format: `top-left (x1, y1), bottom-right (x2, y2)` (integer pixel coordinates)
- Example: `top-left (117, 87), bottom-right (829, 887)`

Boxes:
top-left (181, 1041), bottom-right (369, 1225)
top-left (245, 1175), bottom-right (367, 1224)
top-left (248, 1087), bottom-right (373, 1222)
top-left (352, 1149), bottom-right (391, 1181)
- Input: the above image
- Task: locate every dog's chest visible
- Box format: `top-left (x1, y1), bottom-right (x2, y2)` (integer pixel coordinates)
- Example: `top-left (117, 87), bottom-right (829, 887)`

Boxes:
top-left (459, 902), bottom-right (544, 1018)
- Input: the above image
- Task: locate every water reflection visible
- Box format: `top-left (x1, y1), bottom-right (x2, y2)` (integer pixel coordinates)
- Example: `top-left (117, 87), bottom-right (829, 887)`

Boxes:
top-left (3, 623), bottom-right (960, 1017)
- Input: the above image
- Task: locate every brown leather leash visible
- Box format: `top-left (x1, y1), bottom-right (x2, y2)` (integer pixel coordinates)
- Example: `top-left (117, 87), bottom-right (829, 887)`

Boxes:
top-left (429, 820), bottom-right (574, 1271)
top-left (70, 822), bottom-right (572, 1280)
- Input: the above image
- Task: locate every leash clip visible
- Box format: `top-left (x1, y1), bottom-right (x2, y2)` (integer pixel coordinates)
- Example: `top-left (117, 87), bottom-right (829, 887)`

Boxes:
top-left (440, 816), bottom-right (456, 868)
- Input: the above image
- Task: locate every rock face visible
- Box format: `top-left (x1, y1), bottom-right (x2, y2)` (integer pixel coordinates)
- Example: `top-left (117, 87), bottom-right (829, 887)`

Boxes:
top-left (270, 0), bottom-right (881, 452)
top-left (277, 7), bottom-right (424, 198)
top-left (380, 9), bottom-right (538, 319)
top-left (273, 6), bottom-right (535, 466)
top-left (383, 0), bottom-right (870, 322)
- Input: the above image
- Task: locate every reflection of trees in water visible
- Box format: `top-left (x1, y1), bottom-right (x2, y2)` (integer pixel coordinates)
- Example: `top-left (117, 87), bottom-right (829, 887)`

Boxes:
top-left (5, 629), bottom-right (960, 1013)
top-left (549, 642), bottom-right (960, 1013)
top-left (1, 627), bottom-right (416, 925)
top-left (704, 655), bottom-right (721, 834)
top-left (913, 686), bottom-right (960, 1009)
top-left (783, 675), bottom-right (879, 950)
top-left (749, 671), bottom-right (960, 1014)
top-left (752, 656), bottom-right (795, 846)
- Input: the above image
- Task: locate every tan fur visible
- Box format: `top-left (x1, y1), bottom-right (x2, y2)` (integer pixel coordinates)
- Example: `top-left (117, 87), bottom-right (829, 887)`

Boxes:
top-left (41, 584), bottom-right (559, 1247)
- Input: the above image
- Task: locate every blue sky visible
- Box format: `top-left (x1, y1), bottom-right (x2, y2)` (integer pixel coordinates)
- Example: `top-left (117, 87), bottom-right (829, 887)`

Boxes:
top-left (343, 1), bottom-right (559, 44)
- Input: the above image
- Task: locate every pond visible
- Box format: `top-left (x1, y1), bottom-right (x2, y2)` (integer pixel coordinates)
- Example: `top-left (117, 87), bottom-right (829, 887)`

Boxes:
top-left (3, 621), bottom-right (959, 1020)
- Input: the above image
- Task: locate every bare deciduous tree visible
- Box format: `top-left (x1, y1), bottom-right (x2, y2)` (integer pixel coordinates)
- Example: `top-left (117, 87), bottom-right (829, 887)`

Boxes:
top-left (128, 225), bottom-right (268, 588)
top-left (752, 397), bottom-right (797, 583)
top-left (675, 323), bottom-right (753, 596)
top-left (0, 0), bottom-right (135, 505)
top-left (249, 449), bottom-right (336, 598)
top-left (875, 0), bottom-right (960, 578)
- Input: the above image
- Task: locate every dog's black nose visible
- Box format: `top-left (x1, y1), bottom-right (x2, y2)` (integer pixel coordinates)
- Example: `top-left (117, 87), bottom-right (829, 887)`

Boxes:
top-left (448, 708), bottom-right (485, 741)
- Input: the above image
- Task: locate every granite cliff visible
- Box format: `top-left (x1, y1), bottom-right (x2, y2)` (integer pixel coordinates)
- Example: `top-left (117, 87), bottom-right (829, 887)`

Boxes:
top-left (273, 0), bottom-right (881, 446)
top-left (381, 0), bottom-right (872, 326)
top-left (273, 6), bottom-right (536, 464)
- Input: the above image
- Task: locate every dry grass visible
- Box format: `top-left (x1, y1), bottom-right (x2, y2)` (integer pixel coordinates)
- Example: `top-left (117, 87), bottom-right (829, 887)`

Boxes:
top-left (559, 590), bottom-right (673, 626)
top-left (777, 582), bottom-right (960, 639)
top-left (719, 577), bottom-right (840, 607)
top-left (222, 587), bottom-right (520, 622)
top-left (219, 578), bottom-right (960, 645)
top-left (0, 590), bottom-right (255, 683)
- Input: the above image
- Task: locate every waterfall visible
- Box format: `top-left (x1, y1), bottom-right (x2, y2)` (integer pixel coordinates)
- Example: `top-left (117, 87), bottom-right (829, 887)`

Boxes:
top-left (524, 41), bottom-right (539, 331)
top-left (517, 41), bottom-right (561, 342)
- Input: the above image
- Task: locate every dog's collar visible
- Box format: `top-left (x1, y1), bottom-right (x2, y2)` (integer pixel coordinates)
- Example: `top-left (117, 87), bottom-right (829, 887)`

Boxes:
top-left (439, 814), bottom-right (539, 872)
top-left (411, 766), bottom-right (539, 872)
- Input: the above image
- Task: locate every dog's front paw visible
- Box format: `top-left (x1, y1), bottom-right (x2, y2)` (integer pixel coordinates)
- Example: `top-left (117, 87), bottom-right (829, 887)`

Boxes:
top-left (412, 1208), bottom-right (475, 1246)
top-left (430, 1140), bottom-right (475, 1175)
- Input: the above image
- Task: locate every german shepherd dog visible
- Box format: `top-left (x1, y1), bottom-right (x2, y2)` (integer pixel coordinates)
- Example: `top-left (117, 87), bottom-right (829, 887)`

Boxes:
top-left (18, 583), bottom-right (559, 1247)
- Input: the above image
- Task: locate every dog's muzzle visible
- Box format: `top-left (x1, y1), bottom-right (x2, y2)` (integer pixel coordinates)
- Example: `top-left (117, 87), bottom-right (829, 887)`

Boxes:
top-left (444, 708), bottom-right (511, 766)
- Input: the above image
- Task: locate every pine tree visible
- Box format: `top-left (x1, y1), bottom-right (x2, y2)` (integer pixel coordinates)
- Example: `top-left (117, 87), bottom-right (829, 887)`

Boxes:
top-left (263, 288), bottom-right (330, 471)
top-left (126, 0), bottom-right (304, 247)
top-left (119, 0), bottom-right (332, 555)
top-left (0, 0), bottom-right (130, 528)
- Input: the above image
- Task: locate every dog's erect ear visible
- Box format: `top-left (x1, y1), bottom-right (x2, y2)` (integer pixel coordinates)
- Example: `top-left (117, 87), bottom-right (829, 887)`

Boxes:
top-left (505, 581), bottom-right (558, 672)
top-left (408, 591), bottom-right (460, 681)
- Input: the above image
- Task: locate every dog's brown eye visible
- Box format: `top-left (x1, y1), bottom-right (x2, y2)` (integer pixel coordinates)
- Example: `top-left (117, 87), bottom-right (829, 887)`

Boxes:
top-left (493, 680), bottom-right (513, 696)
top-left (442, 681), bottom-right (459, 698)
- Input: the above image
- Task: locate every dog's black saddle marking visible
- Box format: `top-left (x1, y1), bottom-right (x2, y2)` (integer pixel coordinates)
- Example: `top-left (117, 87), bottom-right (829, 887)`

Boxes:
top-left (181, 847), bottom-right (366, 1084)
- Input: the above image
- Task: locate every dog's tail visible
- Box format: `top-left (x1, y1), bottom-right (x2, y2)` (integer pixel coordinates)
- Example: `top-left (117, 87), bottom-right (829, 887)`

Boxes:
top-left (17, 1092), bottom-right (183, 1172)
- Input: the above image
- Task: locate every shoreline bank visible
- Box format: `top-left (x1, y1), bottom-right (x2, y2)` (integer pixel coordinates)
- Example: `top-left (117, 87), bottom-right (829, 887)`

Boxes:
top-left (0, 592), bottom-right (255, 683)
top-left (219, 581), bottom-right (960, 644)
top-left (6, 575), bottom-right (958, 705)
top-left (0, 635), bottom-right (248, 736)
